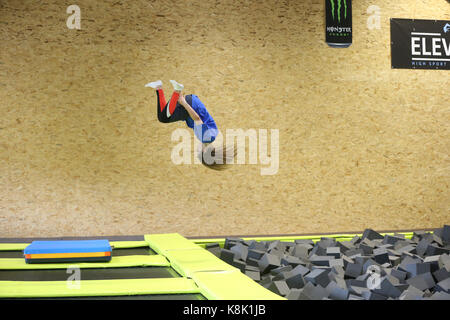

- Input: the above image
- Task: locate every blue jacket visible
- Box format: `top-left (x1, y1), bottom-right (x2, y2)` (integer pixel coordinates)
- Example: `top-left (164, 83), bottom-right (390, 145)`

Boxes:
top-left (185, 94), bottom-right (218, 143)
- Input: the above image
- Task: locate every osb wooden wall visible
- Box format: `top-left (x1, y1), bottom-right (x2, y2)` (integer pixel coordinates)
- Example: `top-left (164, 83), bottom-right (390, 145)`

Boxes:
top-left (0, 0), bottom-right (448, 237)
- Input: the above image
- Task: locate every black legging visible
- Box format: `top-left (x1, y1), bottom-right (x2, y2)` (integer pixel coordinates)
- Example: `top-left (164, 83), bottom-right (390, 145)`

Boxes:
top-left (156, 90), bottom-right (193, 123)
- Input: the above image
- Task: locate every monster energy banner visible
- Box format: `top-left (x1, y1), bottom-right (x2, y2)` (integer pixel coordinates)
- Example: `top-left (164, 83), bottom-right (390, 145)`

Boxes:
top-left (391, 18), bottom-right (450, 70)
top-left (325, 0), bottom-right (352, 48)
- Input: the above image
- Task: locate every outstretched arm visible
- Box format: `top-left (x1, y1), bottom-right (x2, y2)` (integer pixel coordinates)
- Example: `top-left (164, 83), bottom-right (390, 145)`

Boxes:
top-left (178, 94), bottom-right (203, 124)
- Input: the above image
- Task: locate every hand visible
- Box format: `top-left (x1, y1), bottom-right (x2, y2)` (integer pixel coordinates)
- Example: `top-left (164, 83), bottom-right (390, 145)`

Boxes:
top-left (178, 94), bottom-right (187, 105)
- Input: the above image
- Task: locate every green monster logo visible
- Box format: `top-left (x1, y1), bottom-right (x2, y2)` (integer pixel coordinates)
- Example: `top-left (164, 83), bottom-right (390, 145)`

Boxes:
top-left (329, 0), bottom-right (348, 23)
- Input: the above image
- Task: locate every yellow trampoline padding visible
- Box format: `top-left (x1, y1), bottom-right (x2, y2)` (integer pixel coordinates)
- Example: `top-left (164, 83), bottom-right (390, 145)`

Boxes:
top-left (144, 233), bottom-right (283, 300)
top-left (192, 271), bottom-right (286, 300)
top-left (0, 255), bottom-right (169, 270)
top-left (109, 241), bottom-right (149, 249)
top-left (191, 232), bottom-right (417, 247)
top-left (0, 232), bottom-right (420, 251)
top-left (0, 277), bottom-right (200, 298)
top-left (145, 233), bottom-right (202, 254)
top-left (145, 234), bottom-right (237, 277)
top-left (164, 249), bottom-right (238, 278)
top-left (0, 243), bottom-right (28, 251)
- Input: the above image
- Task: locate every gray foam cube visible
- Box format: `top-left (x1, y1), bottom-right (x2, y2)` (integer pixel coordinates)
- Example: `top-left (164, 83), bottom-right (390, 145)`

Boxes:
top-left (285, 271), bottom-right (306, 289)
top-left (245, 269), bottom-right (261, 281)
top-left (309, 245), bottom-right (327, 257)
top-left (245, 265), bottom-right (260, 272)
top-left (389, 255), bottom-right (401, 267)
top-left (372, 277), bottom-right (403, 298)
top-left (299, 283), bottom-right (329, 300)
top-left (390, 268), bottom-right (407, 282)
top-left (433, 267), bottom-right (450, 282)
top-left (434, 277), bottom-right (450, 294)
top-left (295, 239), bottom-right (314, 246)
top-left (397, 245), bottom-right (417, 255)
top-left (232, 259), bottom-right (247, 273)
top-left (342, 255), bottom-right (355, 268)
top-left (406, 272), bottom-right (436, 291)
top-left (326, 281), bottom-right (349, 300)
top-left (267, 240), bottom-right (281, 252)
top-left (394, 283), bottom-right (409, 293)
top-left (347, 279), bottom-right (368, 289)
top-left (246, 257), bottom-right (259, 268)
top-left (433, 233), bottom-right (443, 246)
top-left (387, 248), bottom-right (401, 257)
top-left (290, 264), bottom-right (310, 277)
top-left (206, 243), bottom-right (220, 251)
top-left (292, 244), bottom-right (310, 259)
top-left (344, 262), bottom-right (363, 279)
top-left (361, 238), bottom-right (377, 248)
top-left (429, 291), bottom-right (450, 300)
top-left (224, 237), bottom-right (243, 250)
top-left (416, 238), bottom-right (432, 257)
top-left (359, 244), bottom-right (374, 255)
top-left (348, 294), bottom-right (365, 300)
top-left (356, 273), bottom-right (370, 282)
top-left (349, 235), bottom-right (362, 245)
top-left (219, 249), bottom-right (235, 264)
top-left (317, 238), bottom-right (337, 249)
top-left (230, 243), bottom-right (248, 261)
top-left (269, 248), bottom-right (285, 258)
top-left (345, 248), bottom-right (364, 257)
top-left (310, 255), bottom-right (334, 267)
top-left (394, 239), bottom-right (414, 250)
top-left (354, 256), bottom-right (370, 266)
top-left (362, 258), bottom-right (380, 274)
top-left (326, 247), bottom-right (341, 258)
top-left (280, 255), bottom-right (304, 268)
top-left (362, 229), bottom-right (384, 241)
top-left (425, 244), bottom-right (449, 256)
top-left (373, 252), bottom-right (390, 265)
top-left (270, 265), bottom-right (293, 276)
top-left (403, 262), bottom-right (431, 278)
top-left (259, 275), bottom-right (273, 288)
top-left (286, 288), bottom-right (302, 300)
top-left (382, 235), bottom-right (405, 246)
top-left (330, 287), bottom-right (349, 300)
top-left (399, 285), bottom-right (424, 300)
top-left (337, 241), bottom-right (355, 252)
top-left (328, 271), bottom-right (341, 283)
top-left (398, 256), bottom-right (422, 270)
top-left (329, 258), bottom-right (344, 268)
top-left (386, 275), bottom-right (400, 286)
top-left (267, 280), bottom-right (290, 297)
top-left (258, 253), bottom-right (281, 274)
top-left (272, 273), bottom-right (287, 281)
top-left (248, 241), bottom-right (267, 251)
top-left (247, 249), bottom-right (265, 261)
top-left (438, 254), bottom-right (450, 269)
top-left (423, 255), bottom-right (441, 273)
top-left (331, 265), bottom-right (345, 276)
top-left (349, 285), bottom-right (370, 296)
top-left (373, 247), bottom-right (388, 255)
top-left (442, 225), bottom-right (450, 244)
top-left (361, 291), bottom-right (388, 300)
top-left (304, 268), bottom-right (331, 288)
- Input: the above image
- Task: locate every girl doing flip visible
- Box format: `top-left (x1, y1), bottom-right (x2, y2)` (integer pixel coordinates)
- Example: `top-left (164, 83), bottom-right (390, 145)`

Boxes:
top-left (145, 80), bottom-right (234, 169)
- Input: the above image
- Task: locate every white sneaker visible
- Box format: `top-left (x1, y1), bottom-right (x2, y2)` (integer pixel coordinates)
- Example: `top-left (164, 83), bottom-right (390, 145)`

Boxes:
top-left (170, 80), bottom-right (184, 91)
top-left (145, 80), bottom-right (163, 88)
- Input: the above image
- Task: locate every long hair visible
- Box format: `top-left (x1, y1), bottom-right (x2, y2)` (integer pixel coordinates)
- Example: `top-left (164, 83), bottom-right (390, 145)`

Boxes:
top-left (197, 141), bottom-right (237, 171)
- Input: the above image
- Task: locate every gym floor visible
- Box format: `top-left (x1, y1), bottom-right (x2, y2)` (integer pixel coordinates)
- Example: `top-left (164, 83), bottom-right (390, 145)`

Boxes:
top-left (0, 0), bottom-right (448, 237)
